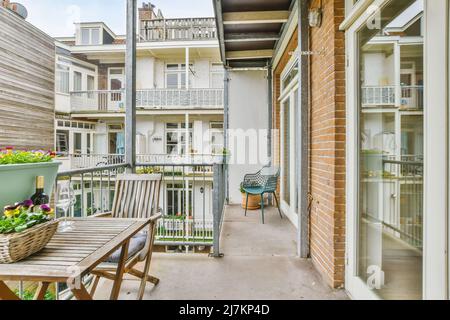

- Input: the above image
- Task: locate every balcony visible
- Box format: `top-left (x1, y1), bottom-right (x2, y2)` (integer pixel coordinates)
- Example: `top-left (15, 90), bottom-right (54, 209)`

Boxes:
top-left (139, 18), bottom-right (217, 42)
top-left (70, 89), bottom-right (224, 113)
top-left (361, 85), bottom-right (424, 110)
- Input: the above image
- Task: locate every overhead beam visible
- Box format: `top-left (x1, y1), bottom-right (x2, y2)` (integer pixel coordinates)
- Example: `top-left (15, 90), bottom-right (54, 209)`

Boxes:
top-left (213, 0), bottom-right (227, 65)
top-left (223, 11), bottom-right (290, 24)
top-left (226, 49), bottom-right (274, 60)
top-left (225, 32), bottom-right (280, 42)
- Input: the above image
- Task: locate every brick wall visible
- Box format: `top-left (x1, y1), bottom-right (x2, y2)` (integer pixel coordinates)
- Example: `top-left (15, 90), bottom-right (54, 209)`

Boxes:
top-left (272, 0), bottom-right (346, 289)
top-left (309, 0), bottom-right (346, 288)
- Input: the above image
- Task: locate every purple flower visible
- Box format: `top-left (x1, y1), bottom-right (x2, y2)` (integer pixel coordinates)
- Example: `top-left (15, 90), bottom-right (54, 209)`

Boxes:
top-left (40, 204), bottom-right (51, 212)
top-left (21, 200), bottom-right (34, 208)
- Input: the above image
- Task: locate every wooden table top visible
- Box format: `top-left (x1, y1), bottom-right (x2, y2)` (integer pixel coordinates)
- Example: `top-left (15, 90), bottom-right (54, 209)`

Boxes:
top-left (0, 218), bottom-right (151, 282)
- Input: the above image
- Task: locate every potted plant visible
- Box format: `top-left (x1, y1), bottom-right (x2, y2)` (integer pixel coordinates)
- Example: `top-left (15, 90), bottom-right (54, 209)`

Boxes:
top-left (240, 183), bottom-right (261, 210)
top-left (0, 147), bottom-right (60, 211)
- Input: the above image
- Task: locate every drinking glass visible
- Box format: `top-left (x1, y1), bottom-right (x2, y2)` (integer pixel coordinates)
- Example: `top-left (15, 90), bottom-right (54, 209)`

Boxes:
top-left (56, 181), bottom-right (76, 232)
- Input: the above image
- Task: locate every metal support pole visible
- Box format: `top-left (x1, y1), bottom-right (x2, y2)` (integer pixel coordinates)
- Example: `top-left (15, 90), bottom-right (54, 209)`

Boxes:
top-left (267, 65), bottom-right (273, 165)
top-left (185, 47), bottom-right (190, 89)
top-left (298, 0), bottom-right (310, 258)
top-left (125, 0), bottom-right (137, 172)
top-left (212, 163), bottom-right (224, 257)
top-left (223, 68), bottom-right (230, 204)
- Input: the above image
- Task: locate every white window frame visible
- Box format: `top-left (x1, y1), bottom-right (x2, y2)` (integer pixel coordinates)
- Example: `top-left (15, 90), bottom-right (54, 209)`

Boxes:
top-left (344, 0), bottom-right (448, 300)
top-left (80, 27), bottom-right (102, 45)
top-left (165, 123), bottom-right (193, 155)
top-left (165, 63), bottom-right (194, 89)
top-left (209, 122), bottom-right (224, 155)
top-left (210, 63), bottom-right (225, 89)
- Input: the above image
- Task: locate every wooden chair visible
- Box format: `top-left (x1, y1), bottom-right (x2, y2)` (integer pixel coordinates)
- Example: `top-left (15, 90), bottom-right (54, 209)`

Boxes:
top-left (89, 174), bottom-right (163, 300)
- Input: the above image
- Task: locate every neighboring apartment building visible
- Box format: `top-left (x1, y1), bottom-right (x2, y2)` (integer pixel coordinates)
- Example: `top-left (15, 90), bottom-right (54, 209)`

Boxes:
top-left (53, 3), bottom-right (224, 242)
top-left (215, 0), bottom-right (450, 300)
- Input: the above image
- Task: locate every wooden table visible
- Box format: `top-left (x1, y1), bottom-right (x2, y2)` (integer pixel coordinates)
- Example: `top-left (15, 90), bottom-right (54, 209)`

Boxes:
top-left (0, 218), bottom-right (151, 300)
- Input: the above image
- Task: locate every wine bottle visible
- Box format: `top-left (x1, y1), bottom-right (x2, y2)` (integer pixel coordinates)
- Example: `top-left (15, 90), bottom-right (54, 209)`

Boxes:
top-left (31, 176), bottom-right (50, 206)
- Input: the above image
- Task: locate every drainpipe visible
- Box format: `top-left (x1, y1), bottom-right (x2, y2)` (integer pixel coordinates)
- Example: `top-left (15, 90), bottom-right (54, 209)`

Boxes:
top-left (298, 0), bottom-right (310, 258)
top-left (125, 0), bottom-right (137, 172)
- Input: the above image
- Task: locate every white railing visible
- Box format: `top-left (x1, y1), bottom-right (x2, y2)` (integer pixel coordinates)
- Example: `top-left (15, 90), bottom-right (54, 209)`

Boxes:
top-left (70, 154), bottom-right (125, 169)
top-left (136, 89), bottom-right (224, 109)
top-left (140, 18), bottom-right (217, 42)
top-left (361, 86), bottom-right (396, 106)
top-left (361, 85), bottom-right (424, 109)
top-left (70, 90), bottom-right (125, 112)
top-left (155, 219), bottom-right (214, 244)
top-left (137, 154), bottom-right (223, 166)
top-left (70, 89), bottom-right (224, 112)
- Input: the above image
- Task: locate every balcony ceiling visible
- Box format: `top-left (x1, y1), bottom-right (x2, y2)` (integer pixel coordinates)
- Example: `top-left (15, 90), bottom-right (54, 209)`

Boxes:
top-left (214, 0), bottom-right (294, 68)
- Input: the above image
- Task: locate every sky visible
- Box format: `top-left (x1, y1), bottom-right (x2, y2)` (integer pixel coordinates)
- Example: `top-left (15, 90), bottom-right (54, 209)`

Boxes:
top-left (19, 0), bottom-right (214, 37)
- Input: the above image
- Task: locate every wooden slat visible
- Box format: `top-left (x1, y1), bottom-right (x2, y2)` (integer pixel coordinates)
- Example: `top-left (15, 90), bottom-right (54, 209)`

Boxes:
top-left (0, 7), bottom-right (55, 150)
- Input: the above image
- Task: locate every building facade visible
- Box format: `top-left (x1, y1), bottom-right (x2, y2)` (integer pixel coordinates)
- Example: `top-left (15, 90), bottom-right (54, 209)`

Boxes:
top-left (53, 3), bottom-right (224, 248)
top-left (215, 0), bottom-right (450, 300)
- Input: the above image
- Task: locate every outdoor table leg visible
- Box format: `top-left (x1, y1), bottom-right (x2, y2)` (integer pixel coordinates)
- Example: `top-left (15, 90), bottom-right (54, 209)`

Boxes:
top-left (71, 283), bottom-right (93, 300)
top-left (33, 282), bottom-right (50, 300)
top-left (110, 240), bottom-right (130, 300)
top-left (0, 281), bottom-right (20, 300)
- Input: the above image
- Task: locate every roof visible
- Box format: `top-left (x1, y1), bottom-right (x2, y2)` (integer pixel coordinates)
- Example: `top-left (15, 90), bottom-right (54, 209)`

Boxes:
top-left (213, 0), bottom-right (295, 68)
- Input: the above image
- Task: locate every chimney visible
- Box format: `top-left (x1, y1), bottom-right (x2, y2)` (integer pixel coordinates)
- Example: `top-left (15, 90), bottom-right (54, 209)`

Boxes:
top-left (139, 2), bottom-right (156, 21)
top-left (1, 1), bottom-right (28, 19)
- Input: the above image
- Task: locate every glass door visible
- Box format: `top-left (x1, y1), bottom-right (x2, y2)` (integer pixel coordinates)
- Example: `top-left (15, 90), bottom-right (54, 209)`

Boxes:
top-left (280, 89), bottom-right (298, 227)
top-left (346, 0), bottom-right (427, 300)
top-left (108, 68), bottom-right (124, 111)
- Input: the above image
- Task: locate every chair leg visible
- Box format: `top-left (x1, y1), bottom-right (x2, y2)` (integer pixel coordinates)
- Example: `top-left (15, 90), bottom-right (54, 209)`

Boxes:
top-left (261, 194), bottom-right (265, 224)
top-left (273, 193), bottom-right (283, 219)
top-left (245, 193), bottom-right (249, 216)
top-left (90, 275), bottom-right (101, 297)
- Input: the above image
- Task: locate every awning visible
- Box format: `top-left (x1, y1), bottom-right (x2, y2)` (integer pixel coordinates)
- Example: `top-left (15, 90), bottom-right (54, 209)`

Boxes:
top-left (213, 0), bottom-right (295, 68)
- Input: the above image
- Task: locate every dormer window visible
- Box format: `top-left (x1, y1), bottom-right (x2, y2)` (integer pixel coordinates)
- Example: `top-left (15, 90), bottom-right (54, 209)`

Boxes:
top-left (81, 27), bottom-right (101, 45)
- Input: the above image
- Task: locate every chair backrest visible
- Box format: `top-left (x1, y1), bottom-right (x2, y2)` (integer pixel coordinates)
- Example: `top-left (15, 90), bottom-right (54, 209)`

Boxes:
top-left (260, 166), bottom-right (280, 192)
top-left (111, 174), bottom-right (162, 219)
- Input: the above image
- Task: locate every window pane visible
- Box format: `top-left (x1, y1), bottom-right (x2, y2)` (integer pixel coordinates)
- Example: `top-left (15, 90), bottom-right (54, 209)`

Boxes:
top-left (167, 73), bottom-right (178, 88)
top-left (56, 67), bottom-right (69, 94)
top-left (81, 29), bottom-right (90, 45)
top-left (74, 133), bottom-right (82, 154)
top-left (73, 72), bottom-right (82, 91)
top-left (91, 28), bottom-right (100, 45)
top-left (357, 1), bottom-right (423, 300)
top-left (56, 130), bottom-right (69, 155)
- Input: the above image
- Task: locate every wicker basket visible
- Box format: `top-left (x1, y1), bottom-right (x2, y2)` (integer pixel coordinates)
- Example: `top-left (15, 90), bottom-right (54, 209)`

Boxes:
top-left (0, 220), bottom-right (59, 264)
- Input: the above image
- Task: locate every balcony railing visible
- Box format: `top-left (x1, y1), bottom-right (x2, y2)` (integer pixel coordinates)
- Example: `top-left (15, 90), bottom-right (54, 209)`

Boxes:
top-left (63, 154), bottom-right (224, 171)
top-left (56, 162), bottom-right (226, 250)
top-left (361, 85), bottom-right (424, 110)
top-left (140, 18), bottom-right (217, 42)
top-left (70, 89), bottom-right (224, 112)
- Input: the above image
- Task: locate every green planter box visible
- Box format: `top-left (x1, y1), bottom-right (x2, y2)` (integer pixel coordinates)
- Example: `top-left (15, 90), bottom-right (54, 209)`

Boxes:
top-left (0, 162), bottom-right (61, 212)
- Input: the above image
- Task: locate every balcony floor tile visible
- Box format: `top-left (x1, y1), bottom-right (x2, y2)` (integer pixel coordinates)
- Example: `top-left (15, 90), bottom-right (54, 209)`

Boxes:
top-left (93, 205), bottom-right (348, 300)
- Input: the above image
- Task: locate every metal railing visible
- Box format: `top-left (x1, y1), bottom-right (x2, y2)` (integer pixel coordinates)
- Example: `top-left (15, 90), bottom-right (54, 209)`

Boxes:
top-left (140, 18), bottom-right (217, 42)
top-left (70, 88), bottom-right (224, 112)
top-left (382, 158), bottom-right (423, 249)
top-left (55, 162), bottom-right (226, 254)
top-left (361, 85), bottom-right (424, 110)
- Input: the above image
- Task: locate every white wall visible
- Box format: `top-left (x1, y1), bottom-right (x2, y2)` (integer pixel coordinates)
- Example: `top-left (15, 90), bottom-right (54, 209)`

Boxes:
top-left (137, 57), bottom-right (155, 89)
top-left (228, 70), bottom-right (269, 204)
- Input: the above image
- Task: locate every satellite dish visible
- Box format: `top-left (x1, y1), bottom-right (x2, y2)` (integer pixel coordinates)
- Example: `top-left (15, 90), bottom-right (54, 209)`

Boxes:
top-left (10, 2), bottom-right (28, 19)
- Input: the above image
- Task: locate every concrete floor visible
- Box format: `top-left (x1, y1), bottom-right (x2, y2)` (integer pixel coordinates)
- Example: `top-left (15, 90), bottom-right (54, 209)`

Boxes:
top-left (94, 205), bottom-right (348, 300)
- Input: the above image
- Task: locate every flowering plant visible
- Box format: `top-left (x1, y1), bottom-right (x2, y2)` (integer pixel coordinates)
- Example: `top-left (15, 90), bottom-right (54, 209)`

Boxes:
top-left (0, 200), bottom-right (54, 234)
top-left (0, 147), bottom-right (56, 165)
